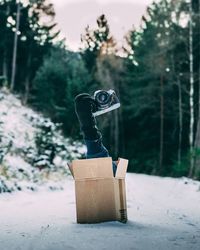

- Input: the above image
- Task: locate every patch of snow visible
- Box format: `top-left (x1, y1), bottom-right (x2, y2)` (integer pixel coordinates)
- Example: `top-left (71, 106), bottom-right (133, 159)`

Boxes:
top-left (0, 173), bottom-right (199, 250)
top-left (0, 89), bottom-right (37, 149)
top-left (0, 88), bottom-right (84, 193)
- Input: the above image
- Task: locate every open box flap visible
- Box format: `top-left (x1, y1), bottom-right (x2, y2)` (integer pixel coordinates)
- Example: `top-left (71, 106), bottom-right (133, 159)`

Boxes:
top-left (115, 158), bottom-right (128, 179)
top-left (67, 163), bottom-right (74, 178)
top-left (72, 157), bottom-right (113, 180)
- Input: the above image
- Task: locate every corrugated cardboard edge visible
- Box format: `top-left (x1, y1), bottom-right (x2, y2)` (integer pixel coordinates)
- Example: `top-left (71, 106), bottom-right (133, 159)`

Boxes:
top-left (114, 179), bottom-right (128, 223)
top-left (115, 158), bottom-right (129, 179)
top-left (67, 163), bottom-right (74, 178)
top-left (114, 158), bottom-right (129, 223)
top-left (118, 179), bottom-right (128, 223)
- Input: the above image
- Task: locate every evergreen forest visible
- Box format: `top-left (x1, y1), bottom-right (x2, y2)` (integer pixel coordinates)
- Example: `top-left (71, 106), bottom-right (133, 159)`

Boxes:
top-left (0, 0), bottom-right (200, 180)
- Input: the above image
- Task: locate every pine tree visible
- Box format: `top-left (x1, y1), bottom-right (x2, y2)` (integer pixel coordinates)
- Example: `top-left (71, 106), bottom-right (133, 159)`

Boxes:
top-left (193, 0), bottom-right (200, 179)
top-left (123, 0), bottom-right (192, 174)
top-left (34, 119), bottom-right (57, 170)
top-left (0, 0), bottom-right (59, 101)
top-left (33, 47), bottom-right (91, 137)
top-left (81, 14), bottom-right (115, 75)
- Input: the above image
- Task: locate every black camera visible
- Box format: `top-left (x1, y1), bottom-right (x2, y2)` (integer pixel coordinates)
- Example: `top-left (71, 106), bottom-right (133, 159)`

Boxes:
top-left (93, 89), bottom-right (120, 116)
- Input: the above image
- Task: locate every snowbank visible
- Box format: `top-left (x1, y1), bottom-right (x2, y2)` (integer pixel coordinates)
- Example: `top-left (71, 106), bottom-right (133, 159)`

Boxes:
top-left (0, 88), bottom-right (85, 193)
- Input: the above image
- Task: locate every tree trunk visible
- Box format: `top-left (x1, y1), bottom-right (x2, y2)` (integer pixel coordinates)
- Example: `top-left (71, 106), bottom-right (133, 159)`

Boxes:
top-left (159, 74), bottom-right (164, 173)
top-left (110, 113), bottom-right (114, 154)
top-left (23, 75), bottom-right (30, 105)
top-left (10, 1), bottom-right (21, 91)
top-left (2, 4), bottom-right (10, 86)
top-left (119, 104), bottom-right (125, 156)
top-left (114, 110), bottom-right (119, 158)
top-left (188, 0), bottom-right (195, 177)
top-left (194, 116), bottom-right (200, 178)
top-left (177, 75), bottom-right (183, 166)
top-left (23, 52), bottom-right (32, 104)
top-left (193, 0), bottom-right (200, 179)
top-left (2, 50), bottom-right (8, 85)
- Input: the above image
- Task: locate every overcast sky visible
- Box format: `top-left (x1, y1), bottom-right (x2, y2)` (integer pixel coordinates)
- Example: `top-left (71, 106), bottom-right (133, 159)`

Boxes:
top-left (51, 0), bottom-right (153, 51)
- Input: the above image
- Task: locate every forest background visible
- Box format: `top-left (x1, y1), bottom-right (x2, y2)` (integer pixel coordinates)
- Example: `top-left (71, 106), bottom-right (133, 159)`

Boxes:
top-left (0, 0), bottom-right (200, 180)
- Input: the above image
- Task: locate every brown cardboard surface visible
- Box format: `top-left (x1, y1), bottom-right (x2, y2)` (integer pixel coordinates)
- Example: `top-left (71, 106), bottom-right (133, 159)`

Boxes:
top-left (71, 157), bottom-right (128, 223)
top-left (114, 179), bottom-right (127, 222)
top-left (72, 157), bottom-right (113, 180)
top-left (75, 178), bottom-right (116, 223)
top-left (114, 179), bottom-right (121, 220)
top-left (118, 179), bottom-right (127, 222)
top-left (115, 158), bottom-right (129, 179)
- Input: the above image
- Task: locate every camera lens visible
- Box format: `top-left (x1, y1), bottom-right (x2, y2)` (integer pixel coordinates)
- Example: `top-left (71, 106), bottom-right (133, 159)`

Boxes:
top-left (98, 92), bottom-right (109, 103)
top-left (96, 91), bottom-right (110, 106)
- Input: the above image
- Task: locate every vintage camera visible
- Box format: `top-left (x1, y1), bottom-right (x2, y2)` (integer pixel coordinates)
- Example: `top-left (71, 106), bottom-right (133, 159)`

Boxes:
top-left (93, 89), bottom-right (120, 116)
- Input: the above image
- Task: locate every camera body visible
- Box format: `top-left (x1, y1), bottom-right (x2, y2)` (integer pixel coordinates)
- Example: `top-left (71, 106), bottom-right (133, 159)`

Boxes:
top-left (93, 89), bottom-right (120, 116)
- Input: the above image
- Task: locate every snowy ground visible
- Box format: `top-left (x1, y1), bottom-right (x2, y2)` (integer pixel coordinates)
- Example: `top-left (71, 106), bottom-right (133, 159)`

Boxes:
top-left (0, 88), bottom-right (85, 192)
top-left (0, 173), bottom-right (200, 250)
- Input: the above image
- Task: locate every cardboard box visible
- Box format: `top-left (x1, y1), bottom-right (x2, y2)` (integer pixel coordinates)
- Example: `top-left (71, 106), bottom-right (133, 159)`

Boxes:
top-left (69, 157), bottom-right (128, 224)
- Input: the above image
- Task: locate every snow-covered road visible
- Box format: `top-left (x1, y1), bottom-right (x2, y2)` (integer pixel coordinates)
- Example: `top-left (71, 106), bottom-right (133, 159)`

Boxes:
top-left (0, 173), bottom-right (200, 250)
